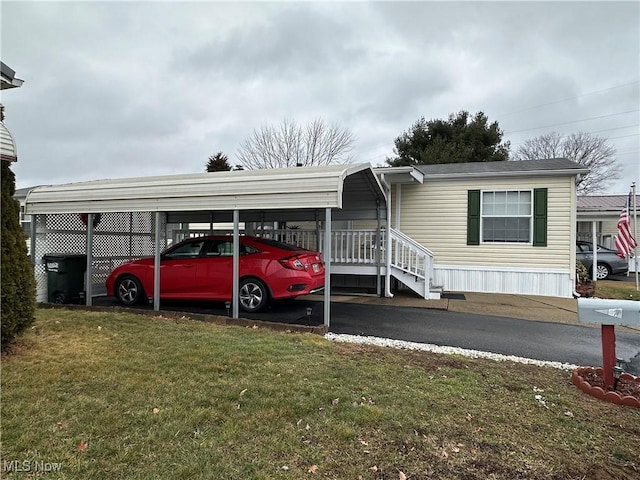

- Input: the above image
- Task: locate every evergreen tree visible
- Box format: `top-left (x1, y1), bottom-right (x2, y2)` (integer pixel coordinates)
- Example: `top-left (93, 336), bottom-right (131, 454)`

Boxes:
top-left (206, 152), bottom-right (232, 172)
top-left (1, 160), bottom-right (36, 350)
top-left (387, 111), bottom-right (509, 166)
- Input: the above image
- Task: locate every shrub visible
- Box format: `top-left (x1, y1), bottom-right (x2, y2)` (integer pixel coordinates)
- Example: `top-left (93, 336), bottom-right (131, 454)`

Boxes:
top-left (576, 260), bottom-right (590, 284)
top-left (1, 161), bottom-right (36, 351)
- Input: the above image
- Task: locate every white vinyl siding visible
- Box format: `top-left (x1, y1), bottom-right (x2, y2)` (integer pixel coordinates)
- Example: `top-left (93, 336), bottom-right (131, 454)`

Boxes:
top-left (396, 176), bottom-right (575, 271)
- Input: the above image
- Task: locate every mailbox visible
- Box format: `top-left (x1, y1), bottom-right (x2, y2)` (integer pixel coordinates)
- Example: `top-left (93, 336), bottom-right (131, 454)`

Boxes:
top-left (577, 298), bottom-right (640, 327)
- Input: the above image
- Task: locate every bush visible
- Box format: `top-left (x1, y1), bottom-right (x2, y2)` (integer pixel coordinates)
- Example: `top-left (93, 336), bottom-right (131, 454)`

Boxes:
top-left (1, 161), bottom-right (36, 351)
top-left (576, 260), bottom-right (590, 284)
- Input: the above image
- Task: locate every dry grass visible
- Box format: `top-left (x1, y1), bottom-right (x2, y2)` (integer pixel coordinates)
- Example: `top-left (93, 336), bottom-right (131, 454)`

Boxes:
top-left (596, 280), bottom-right (640, 301)
top-left (1, 308), bottom-right (639, 479)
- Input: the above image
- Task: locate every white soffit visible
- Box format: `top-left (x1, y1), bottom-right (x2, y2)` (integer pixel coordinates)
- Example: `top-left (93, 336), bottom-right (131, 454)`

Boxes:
top-left (24, 163), bottom-right (386, 215)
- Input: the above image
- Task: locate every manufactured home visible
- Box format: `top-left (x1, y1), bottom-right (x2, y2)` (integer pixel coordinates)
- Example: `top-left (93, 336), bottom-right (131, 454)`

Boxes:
top-left (23, 159), bottom-right (587, 322)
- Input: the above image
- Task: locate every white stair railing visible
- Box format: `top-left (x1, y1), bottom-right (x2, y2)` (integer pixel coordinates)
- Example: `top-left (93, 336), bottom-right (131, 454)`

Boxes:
top-left (389, 227), bottom-right (435, 296)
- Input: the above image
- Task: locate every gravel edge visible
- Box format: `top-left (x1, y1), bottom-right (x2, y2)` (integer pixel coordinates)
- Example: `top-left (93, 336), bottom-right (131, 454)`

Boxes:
top-left (325, 332), bottom-right (580, 371)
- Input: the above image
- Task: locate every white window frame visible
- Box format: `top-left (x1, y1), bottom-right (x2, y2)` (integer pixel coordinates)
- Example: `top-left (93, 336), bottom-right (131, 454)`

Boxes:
top-left (480, 189), bottom-right (533, 244)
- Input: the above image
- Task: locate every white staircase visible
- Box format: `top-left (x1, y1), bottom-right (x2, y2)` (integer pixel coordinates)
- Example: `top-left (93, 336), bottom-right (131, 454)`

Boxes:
top-left (389, 228), bottom-right (441, 300)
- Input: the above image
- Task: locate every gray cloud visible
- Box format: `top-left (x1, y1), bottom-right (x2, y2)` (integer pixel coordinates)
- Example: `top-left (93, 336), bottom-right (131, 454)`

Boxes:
top-left (1, 1), bottom-right (637, 193)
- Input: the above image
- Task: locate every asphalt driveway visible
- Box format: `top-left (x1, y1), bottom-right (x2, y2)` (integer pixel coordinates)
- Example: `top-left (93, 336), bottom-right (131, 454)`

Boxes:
top-left (91, 294), bottom-right (640, 373)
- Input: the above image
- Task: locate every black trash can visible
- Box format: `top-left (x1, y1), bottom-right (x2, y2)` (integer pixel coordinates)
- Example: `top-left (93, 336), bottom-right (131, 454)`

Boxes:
top-left (43, 253), bottom-right (87, 304)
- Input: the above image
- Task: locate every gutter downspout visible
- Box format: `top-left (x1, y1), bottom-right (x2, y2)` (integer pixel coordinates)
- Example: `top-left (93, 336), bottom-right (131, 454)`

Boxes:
top-left (380, 174), bottom-right (393, 298)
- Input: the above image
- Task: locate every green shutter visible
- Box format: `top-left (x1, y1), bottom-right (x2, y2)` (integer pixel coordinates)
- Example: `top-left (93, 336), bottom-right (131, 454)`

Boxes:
top-left (467, 190), bottom-right (480, 245)
top-left (533, 188), bottom-right (547, 247)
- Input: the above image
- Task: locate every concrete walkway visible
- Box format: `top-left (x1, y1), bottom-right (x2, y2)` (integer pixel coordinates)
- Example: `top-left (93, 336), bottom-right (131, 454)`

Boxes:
top-left (309, 291), bottom-right (581, 326)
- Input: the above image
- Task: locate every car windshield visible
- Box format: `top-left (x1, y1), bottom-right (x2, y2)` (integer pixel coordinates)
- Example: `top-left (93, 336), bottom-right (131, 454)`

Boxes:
top-left (578, 243), bottom-right (613, 253)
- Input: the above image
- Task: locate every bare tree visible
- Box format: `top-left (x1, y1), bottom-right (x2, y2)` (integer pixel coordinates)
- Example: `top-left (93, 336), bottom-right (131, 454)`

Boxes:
top-left (512, 132), bottom-right (621, 194)
top-left (237, 118), bottom-right (354, 169)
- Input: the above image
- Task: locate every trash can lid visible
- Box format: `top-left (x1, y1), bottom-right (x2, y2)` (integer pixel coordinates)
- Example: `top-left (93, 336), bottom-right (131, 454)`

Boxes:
top-left (43, 253), bottom-right (87, 260)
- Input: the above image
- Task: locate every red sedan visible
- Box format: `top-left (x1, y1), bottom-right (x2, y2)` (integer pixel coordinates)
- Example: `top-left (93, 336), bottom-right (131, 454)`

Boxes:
top-left (106, 235), bottom-right (325, 312)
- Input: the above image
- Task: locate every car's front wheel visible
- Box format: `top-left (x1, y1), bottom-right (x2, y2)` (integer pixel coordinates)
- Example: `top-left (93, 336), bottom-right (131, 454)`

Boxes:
top-left (239, 278), bottom-right (269, 312)
top-left (115, 275), bottom-right (146, 306)
top-left (593, 263), bottom-right (612, 280)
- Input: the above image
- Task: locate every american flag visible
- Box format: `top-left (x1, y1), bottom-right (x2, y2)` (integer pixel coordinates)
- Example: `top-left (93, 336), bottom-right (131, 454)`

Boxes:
top-left (614, 192), bottom-right (637, 258)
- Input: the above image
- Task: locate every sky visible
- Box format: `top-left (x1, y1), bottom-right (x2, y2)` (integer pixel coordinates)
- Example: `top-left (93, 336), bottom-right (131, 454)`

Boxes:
top-left (2, 1), bottom-right (639, 194)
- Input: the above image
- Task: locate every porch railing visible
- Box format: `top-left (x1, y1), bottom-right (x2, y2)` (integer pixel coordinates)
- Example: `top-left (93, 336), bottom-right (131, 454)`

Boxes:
top-left (171, 227), bottom-right (436, 298)
top-left (171, 228), bottom-right (382, 264)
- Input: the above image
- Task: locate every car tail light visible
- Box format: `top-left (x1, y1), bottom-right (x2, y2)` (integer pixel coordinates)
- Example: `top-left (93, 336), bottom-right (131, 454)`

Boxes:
top-left (279, 256), bottom-right (306, 271)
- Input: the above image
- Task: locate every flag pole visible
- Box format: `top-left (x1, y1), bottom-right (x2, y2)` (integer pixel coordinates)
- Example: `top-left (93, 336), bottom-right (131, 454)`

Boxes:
top-left (633, 182), bottom-right (638, 291)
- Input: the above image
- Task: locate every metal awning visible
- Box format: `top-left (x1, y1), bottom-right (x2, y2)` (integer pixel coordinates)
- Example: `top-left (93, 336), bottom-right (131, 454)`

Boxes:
top-left (25, 163), bottom-right (385, 215)
top-left (374, 166), bottom-right (424, 184)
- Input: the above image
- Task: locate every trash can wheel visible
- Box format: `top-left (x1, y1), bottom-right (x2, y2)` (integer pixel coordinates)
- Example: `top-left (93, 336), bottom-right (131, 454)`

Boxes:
top-left (52, 291), bottom-right (66, 304)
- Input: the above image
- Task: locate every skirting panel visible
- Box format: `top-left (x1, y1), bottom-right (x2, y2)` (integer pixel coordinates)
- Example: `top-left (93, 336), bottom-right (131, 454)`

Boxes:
top-left (434, 264), bottom-right (574, 298)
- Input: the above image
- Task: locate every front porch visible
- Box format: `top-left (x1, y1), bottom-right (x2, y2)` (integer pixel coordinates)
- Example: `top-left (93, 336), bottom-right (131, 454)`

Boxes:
top-left (170, 226), bottom-right (440, 300)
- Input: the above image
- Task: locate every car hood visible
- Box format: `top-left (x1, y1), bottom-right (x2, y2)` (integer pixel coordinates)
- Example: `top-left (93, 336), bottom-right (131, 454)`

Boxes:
top-left (117, 257), bottom-right (154, 268)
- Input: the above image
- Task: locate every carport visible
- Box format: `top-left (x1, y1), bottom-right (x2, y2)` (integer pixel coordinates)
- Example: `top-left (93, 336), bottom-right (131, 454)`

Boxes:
top-left (24, 163), bottom-right (387, 327)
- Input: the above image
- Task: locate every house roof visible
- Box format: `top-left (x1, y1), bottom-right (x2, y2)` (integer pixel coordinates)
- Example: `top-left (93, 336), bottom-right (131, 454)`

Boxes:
top-left (415, 158), bottom-right (588, 179)
top-left (577, 195), bottom-right (640, 220)
top-left (0, 62), bottom-right (24, 90)
top-left (24, 163), bottom-right (386, 216)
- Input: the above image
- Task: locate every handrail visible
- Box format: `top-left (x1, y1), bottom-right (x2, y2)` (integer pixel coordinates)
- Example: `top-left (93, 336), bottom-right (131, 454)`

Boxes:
top-left (389, 228), bottom-right (434, 293)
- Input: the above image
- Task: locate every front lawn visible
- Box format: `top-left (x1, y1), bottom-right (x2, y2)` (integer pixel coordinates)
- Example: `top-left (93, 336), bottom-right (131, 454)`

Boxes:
top-left (596, 280), bottom-right (640, 301)
top-left (1, 309), bottom-right (638, 479)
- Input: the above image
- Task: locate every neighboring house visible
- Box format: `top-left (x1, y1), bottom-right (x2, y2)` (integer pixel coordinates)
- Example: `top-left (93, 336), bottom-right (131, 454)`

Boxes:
top-left (1, 62), bottom-right (24, 90)
top-left (14, 186), bottom-right (37, 237)
top-left (577, 194), bottom-right (639, 248)
top-left (577, 194), bottom-right (638, 272)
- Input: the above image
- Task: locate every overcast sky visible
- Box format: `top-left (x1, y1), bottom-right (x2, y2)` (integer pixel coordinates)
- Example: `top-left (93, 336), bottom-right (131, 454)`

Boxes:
top-left (2, 1), bottom-right (639, 194)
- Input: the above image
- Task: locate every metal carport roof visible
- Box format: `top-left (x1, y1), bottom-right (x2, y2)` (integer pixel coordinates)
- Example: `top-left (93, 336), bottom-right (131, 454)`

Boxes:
top-left (24, 163), bottom-right (385, 215)
top-left (25, 163), bottom-right (387, 328)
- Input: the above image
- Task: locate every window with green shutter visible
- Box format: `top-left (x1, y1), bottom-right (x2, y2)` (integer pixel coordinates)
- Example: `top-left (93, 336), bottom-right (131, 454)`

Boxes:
top-left (533, 188), bottom-right (548, 246)
top-left (467, 190), bottom-right (480, 245)
top-left (468, 188), bottom-right (548, 245)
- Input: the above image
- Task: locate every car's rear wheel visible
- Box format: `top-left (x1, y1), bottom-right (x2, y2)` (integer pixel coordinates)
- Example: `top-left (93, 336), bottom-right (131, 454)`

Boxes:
top-left (116, 275), bottom-right (146, 306)
top-left (593, 263), bottom-right (612, 280)
top-left (239, 278), bottom-right (269, 312)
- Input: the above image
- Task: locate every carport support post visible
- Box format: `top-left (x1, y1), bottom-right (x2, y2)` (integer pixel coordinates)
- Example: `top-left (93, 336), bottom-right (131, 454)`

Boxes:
top-left (601, 324), bottom-right (616, 389)
top-left (30, 215), bottom-right (36, 266)
top-left (85, 213), bottom-right (94, 306)
top-left (376, 199), bottom-right (382, 297)
top-left (324, 208), bottom-right (332, 328)
top-left (232, 209), bottom-right (240, 319)
top-left (153, 212), bottom-right (162, 311)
